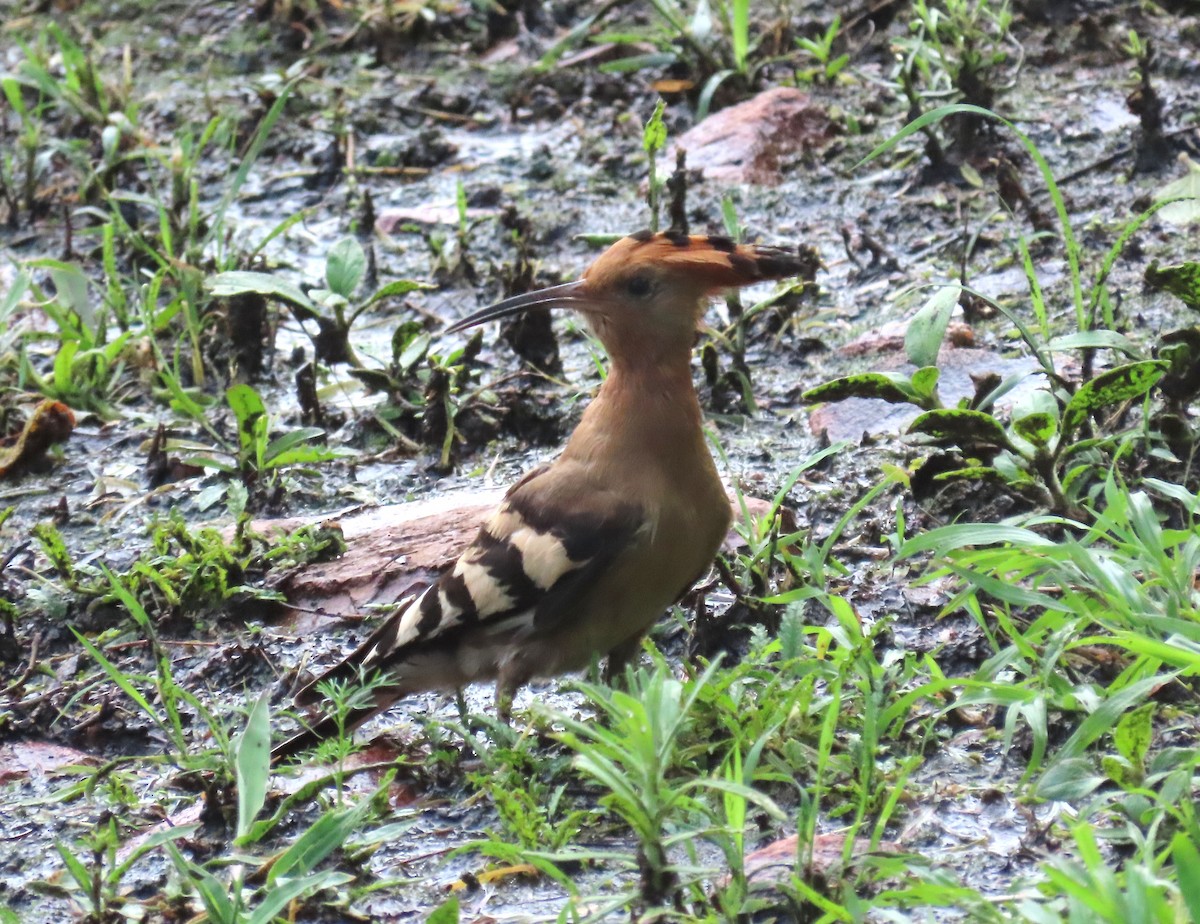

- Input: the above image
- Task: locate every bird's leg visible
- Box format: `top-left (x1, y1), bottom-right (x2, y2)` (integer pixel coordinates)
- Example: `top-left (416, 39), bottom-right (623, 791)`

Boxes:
top-left (454, 687), bottom-right (469, 725)
top-left (603, 635), bottom-right (646, 687)
top-left (495, 683), bottom-right (512, 723)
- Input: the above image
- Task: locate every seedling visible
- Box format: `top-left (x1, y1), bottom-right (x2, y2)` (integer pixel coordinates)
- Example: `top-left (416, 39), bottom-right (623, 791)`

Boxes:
top-left (168, 384), bottom-right (348, 501)
top-left (210, 236), bottom-right (427, 367)
top-left (51, 816), bottom-right (198, 922)
top-left (702, 440), bottom-right (849, 650)
top-left (1124, 30), bottom-right (1170, 172)
top-left (892, 0), bottom-right (1016, 164)
top-left (165, 690), bottom-right (368, 922)
top-left (31, 509), bottom-right (342, 629)
top-left (551, 657), bottom-right (783, 912)
top-left (0, 74), bottom-right (50, 221)
top-left (795, 15), bottom-right (851, 85)
top-left (16, 259), bottom-right (131, 418)
top-left (644, 100), bottom-right (667, 232)
top-left (352, 321), bottom-right (496, 466)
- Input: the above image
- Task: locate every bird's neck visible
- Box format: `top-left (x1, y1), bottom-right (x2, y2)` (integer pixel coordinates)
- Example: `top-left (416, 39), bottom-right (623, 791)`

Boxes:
top-left (560, 350), bottom-right (714, 487)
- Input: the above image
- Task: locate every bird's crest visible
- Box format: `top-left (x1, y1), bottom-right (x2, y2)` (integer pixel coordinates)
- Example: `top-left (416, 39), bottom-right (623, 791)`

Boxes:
top-left (583, 230), bottom-right (810, 293)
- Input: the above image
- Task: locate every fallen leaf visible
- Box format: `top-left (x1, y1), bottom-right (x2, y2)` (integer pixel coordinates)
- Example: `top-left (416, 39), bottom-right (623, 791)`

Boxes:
top-left (0, 400), bottom-right (75, 478)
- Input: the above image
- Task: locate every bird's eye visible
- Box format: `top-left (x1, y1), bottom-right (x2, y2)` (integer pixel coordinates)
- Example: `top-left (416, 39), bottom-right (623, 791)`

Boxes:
top-left (626, 274), bottom-right (653, 298)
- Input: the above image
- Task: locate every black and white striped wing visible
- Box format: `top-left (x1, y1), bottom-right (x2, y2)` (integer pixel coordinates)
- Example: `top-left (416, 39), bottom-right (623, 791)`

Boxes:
top-left (293, 465), bottom-right (645, 704)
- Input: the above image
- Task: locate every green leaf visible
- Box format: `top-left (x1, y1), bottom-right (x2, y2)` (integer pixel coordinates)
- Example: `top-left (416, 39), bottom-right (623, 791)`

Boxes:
top-left (71, 629), bottom-right (167, 735)
top-left (731, 0), bottom-right (749, 69)
top-left (235, 689), bottom-right (272, 841)
top-left (720, 195), bottom-right (741, 241)
top-left (187, 455), bottom-right (236, 475)
top-left (205, 76), bottom-right (300, 254)
top-left (1011, 412), bottom-right (1056, 448)
top-left (455, 178), bottom-right (468, 231)
top-left (56, 841), bottom-right (96, 895)
top-left (43, 261), bottom-right (94, 336)
top-left (209, 271), bottom-right (316, 313)
top-left (102, 566), bottom-right (155, 635)
top-left (227, 383), bottom-right (267, 430)
top-left (112, 823), bottom-right (200, 883)
top-left (932, 465), bottom-right (1004, 482)
top-left (1160, 326), bottom-right (1200, 375)
top-left (2, 77), bottom-right (26, 116)
top-left (1171, 831), bottom-right (1200, 923)
top-left (398, 332), bottom-right (432, 373)
top-left (1142, 476), bottom-right (1199, 512)
top-left (1060, 360), bottom-right (1167, 434)
top-left (899, 524), bottom-right (1055, 557)
top-left (249, 871), bottom-right (352, 924)
top-left (167, 844), bottom-right (237, 921)
top-left (1047, 330), bottom-right (1141, 355)
top-left (692, 777), bottom-right (785, 821)
top-left (0, 267), bottom-right (29, 324)
top-left (326, 237), bottom-right (366, 299)
top-left (642, 99), bottom-right (667, 154)
top-left (264, 427), bottom-right (327, 463)
top-left (426, 897), bottom-right (459, 924)
top-left (1145, 259), bottom-right (1200, 310)
top-left (265, 445), bottom-right (344, 468)
top-left (912, 364), bottom-right (940, 398)
top-left (993, 452), bottom-right (1039, 487)
top-left (910, 365), bottom-right (940, 401)
top-left (696, 69), bottom-right (736, 122)
top-left (1153, 154), bottom-right (1200, 226)
top-left (1055, 675), bottom-right (1167, 763)
top-left (1009, 386), bottom-right (1059, 426)
top-left (905, 285), bottom-right (959, 368)
top-left (1113, 701), bottom-right (1154, 768)
top-left (52, 339), bottom-right (79, 393)
top-left (802, 372), bottom-right (916, 405)
top-left (1100, 754), bottom-right (1138, 788)
top-left (227, 384), bottom-right (267, 465)
top-left (366, 279), bottom-right (430, 308)
top-left (269, 804), bottom-right (371, 884)
top-left (908, 408), bottom-right (1013, 449)
top-left (346, 369), bottom-right (394, 393)
top-left (1035, 758), bottom-right (1105, 801)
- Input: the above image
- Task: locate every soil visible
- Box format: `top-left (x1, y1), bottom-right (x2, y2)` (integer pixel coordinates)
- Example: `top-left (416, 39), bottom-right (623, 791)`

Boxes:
top-left (1, 0), bottom-right (1198, 920)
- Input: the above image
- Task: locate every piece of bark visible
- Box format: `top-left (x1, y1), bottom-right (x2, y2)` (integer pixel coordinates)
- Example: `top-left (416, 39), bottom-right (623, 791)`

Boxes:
top-left (664, 87), bottom-right (835, 186)
top-left (0, 740), bottom-right (98, 783)
top-left (376, 205), bottom-right (498, 232)
top-left (259, 492), bottom-right (501, 631)
top-left (740, 832), bottom-right (902, 888)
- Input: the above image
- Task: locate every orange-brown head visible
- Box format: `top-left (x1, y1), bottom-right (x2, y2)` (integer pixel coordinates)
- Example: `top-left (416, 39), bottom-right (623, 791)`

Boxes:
top-left (446, 230), bottom-right (808, 366)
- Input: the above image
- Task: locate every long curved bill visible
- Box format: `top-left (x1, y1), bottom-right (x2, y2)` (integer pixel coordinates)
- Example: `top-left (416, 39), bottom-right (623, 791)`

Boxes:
top-left (444, 280), bottom-right (590, 334)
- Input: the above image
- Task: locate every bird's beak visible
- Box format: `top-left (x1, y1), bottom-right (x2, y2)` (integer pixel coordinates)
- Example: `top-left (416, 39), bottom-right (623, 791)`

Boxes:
top-left (444, 280), bottom-right (590, 334)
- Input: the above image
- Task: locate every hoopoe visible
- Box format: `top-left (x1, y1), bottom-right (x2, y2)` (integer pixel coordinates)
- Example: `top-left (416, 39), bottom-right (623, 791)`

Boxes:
top-left (272, 230), bottom-right (808, 761)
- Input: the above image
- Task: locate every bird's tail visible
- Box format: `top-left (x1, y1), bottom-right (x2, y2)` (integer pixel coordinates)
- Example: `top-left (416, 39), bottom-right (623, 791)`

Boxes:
top-left (269, 702), bottom-right (388, 763)
top-left (271, 592), bottom-right (422, 763)
top-left (289, 591), bottom-right (422, 709)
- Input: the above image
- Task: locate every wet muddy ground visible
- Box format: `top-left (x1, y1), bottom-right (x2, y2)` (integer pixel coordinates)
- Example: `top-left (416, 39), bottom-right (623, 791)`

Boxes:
top-left (1, 0), bottom-right (1199, 920)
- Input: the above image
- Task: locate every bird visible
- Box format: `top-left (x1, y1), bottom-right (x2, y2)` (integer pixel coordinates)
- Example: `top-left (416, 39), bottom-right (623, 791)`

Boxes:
top-left (271, 229), bottom-right (810, 761)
